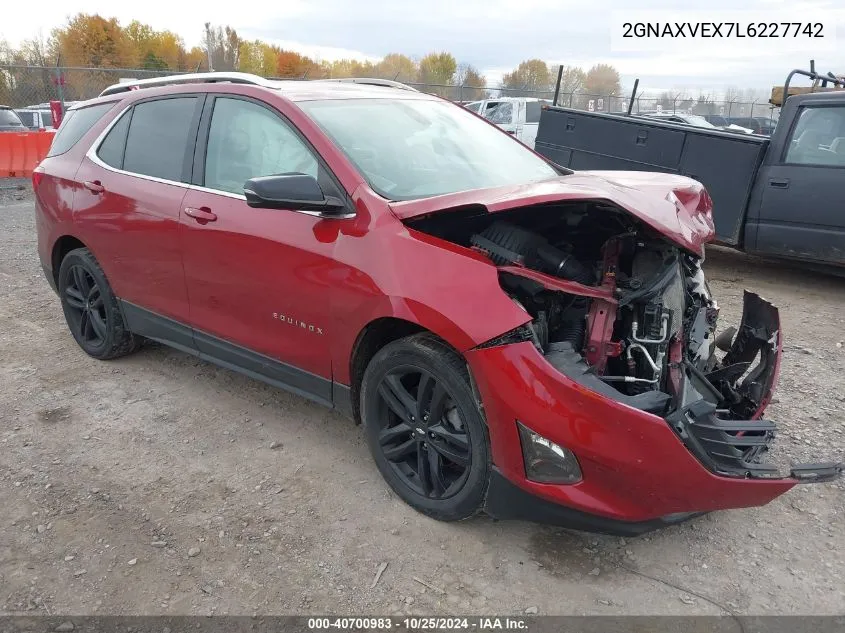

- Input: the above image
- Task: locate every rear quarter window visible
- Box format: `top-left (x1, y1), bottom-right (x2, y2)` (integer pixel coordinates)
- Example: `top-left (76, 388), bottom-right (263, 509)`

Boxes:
top-left (47, 102), bottom-right (116, 157)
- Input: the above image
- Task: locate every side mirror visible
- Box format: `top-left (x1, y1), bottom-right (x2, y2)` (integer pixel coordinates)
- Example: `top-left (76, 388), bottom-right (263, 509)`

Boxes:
top-left (243, 173), bottom-right (347, 215)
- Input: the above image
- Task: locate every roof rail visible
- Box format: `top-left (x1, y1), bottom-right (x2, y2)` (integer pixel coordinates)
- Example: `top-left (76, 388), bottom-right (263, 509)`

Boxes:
top-left (315, 77), bottom-right (419, 92)
top-left (99, 72), bottom-right (273, 97)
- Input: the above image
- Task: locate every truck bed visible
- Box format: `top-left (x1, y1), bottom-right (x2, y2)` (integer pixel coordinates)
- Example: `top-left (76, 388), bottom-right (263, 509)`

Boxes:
top-left (535, 107), bottom-right (770, 245)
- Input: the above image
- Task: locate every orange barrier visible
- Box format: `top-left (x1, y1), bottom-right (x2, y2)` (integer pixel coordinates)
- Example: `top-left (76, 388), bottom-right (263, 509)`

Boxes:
top-left (0, 131), bottom-right (56, 178)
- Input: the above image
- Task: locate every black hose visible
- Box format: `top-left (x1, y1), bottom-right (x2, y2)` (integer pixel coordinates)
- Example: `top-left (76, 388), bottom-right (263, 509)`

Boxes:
top-left (557, 317), bottom-right (585, 347)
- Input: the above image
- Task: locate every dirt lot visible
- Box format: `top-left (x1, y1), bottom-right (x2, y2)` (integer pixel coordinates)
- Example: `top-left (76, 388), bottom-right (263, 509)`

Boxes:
top-left (1, 190), bottom-right (843, 617)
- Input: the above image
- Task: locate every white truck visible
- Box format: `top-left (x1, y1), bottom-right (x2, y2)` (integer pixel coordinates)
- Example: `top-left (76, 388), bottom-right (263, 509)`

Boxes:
top-left (464, 97), bottom-right (550, 148)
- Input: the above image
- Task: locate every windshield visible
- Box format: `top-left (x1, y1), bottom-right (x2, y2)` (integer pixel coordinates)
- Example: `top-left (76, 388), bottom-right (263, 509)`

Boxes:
top-left (298, 98), bottom-right (558, 200)
top-left (0, 109), bottom-right (24, 126)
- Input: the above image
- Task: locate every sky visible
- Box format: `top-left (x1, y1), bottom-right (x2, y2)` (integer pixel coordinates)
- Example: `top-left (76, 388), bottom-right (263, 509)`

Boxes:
top-left (2, 0), bottom-right (844, 94)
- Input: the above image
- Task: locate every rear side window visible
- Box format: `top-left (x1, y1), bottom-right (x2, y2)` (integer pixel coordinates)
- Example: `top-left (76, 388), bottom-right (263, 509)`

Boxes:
top-left (47, 102), bottom-right (116, 157)
top-left (123, 97), bottom-right (197, 181)
top-left (96, 110), bottom-right (131, 169)
top-left (525, 101), bottom-right (542, 123)
top-left (16, 111), bottom-right (36, 127)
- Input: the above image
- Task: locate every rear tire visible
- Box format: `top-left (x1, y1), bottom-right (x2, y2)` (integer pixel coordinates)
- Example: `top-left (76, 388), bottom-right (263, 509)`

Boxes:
top-left (360, 333), bottom-right (490, 521)
top-left (58, 247), bottom-right (140, 360)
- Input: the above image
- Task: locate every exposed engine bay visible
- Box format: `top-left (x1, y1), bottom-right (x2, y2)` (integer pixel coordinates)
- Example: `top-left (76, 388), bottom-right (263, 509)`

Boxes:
top-left (407, 201), bottom-right (841, 482)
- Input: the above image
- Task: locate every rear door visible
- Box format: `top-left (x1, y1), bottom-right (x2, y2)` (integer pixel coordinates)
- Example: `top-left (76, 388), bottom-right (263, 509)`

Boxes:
top-left (74, 95), bottom-right (202, 334)
top-left (522, 101), bottom-right (543, 148)
top-left (751, 104), bottom-right (845, 264)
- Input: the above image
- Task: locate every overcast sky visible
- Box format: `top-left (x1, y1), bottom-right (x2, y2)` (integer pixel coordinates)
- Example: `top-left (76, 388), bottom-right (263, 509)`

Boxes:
top-left (3, 0), bottom-right (844, 93)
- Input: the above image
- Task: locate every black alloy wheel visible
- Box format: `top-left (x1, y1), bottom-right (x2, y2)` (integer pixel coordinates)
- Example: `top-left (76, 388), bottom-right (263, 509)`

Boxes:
top-left (360, 333), bottom-right (490, 521)
top-left (63, 264), bottom-right (108, 347)
top-left (58, 247), bottom-right (140, 360)
top-left (376, 367), bottom-right (471, 499)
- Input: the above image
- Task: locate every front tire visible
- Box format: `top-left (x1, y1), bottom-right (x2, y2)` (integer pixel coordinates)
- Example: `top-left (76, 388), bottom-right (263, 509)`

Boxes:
top-left (360, 333), bottom-right (490, 521)
top-left (58, 247), bottom-right (140, 360)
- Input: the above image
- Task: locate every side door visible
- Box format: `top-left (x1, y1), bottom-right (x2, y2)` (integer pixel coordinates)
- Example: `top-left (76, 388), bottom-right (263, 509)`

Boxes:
top-left (180, 95), bottom-right (349, 404)
top-left (751, 104), bottom-right (845, 264)
top-left (74, 95), bottom-right (202, 335)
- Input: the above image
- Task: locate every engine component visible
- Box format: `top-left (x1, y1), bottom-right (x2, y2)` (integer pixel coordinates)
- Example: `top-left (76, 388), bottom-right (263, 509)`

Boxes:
top-left (471, 222), bottom-right (593, 285)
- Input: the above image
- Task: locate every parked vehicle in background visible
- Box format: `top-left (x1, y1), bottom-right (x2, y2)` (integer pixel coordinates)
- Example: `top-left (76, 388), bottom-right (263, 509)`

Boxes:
top-left (32, 72), bottom-right (839, 535)
top-left (464, 97), bottom-right (550, 148)
top-left (15, 108), bottom-right (55, 131)
top-left (535, 66), bottom-right (845, 267)
top-left (640, 112), bottom-right (753, 134)
top-left (636, 111), bottom-right (717, 129)
top-left (729, 117), bottom-right (778, 136)
top-left (703, 114), bottom-right (729, 127)
top-left (0, 106), bottom-right (27, 132)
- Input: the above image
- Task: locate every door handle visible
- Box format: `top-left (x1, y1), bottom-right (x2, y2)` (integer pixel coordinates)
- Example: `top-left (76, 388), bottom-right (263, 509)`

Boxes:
top-left (506, 130), bottom-right (516, 135)
top-left (184, 206), bottom-right (217, 224)
top-left (83, 180), bottom-right (105, 194)
top-left (769, 178), bottom-right (790, 189)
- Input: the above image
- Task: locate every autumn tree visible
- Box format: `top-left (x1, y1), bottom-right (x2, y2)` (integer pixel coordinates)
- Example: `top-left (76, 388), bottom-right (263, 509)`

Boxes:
top-left (419, 52), bottom-right (457, 85)
top-left (238, 40), bottom-right (280, 76)
top-left (185, 46), bottom-right (207, 72)
top-left (204, 23), bottom-right (240, 71)
top-left (455, 63), bottom-right (486, 100)
top-left (375, 53), bottom-right (417, 81)
top-left (551, 65), bottom-right (586, 104)
top-left (52, 13), bottom-right (135, 67)
top-left (501, 59), bottom-right (551, 95)
top-left (275, 50), bottom-right (323, 78)
top-left (583, 63), bottom-right (621, 97)
top-left (326, 58), bottom-right (377, 79)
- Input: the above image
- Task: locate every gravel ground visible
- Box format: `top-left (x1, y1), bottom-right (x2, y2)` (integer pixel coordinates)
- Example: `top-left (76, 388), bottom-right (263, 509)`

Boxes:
top-left (0, 189), bottom-right (843, 616)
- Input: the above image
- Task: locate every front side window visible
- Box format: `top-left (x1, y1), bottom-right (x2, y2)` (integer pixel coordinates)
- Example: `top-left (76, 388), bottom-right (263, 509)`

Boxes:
top-left (47, 102), bottom-right (116, 157)
top-left (487, 102), bottom-right (513, 125)
top-left (464, 102), bottom-right (482, 114)
top-left (204, 97), bottom-right (318, 195)
top-left (123, 97), bottom-right (198, 181)
top-left (785, 106), bottom-right (845, 167)
top-left (298, 98), bottom-right (558, 200)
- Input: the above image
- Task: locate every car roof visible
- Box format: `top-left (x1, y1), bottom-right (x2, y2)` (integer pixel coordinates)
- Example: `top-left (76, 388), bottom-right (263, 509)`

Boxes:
top-left (90, 72), bottom-right (432, 103)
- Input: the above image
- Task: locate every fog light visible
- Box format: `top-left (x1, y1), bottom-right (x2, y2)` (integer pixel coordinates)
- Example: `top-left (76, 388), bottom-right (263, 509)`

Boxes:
top-left (518, 422), bottom-right (582, 484)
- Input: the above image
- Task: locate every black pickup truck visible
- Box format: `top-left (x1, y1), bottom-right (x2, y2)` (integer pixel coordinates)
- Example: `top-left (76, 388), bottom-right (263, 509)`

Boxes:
top-left (535, 68), bottom-right (845, 267)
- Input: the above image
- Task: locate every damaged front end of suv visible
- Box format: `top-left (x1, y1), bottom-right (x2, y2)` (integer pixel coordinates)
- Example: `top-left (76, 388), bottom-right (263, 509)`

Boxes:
top-left (397, 171), bottom-right (841, 531)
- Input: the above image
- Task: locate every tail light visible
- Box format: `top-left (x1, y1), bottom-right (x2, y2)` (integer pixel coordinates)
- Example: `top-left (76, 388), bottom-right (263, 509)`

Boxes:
top-left (32, 171), bottom-right (44, 190)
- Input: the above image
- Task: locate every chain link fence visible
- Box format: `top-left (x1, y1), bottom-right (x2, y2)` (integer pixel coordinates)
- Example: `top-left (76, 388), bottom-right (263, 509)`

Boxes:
top-left (1, 65), bottom-right (778, 122)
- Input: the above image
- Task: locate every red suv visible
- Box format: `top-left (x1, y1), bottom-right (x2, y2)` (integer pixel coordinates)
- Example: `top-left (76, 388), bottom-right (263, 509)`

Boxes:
top-left (33, 73), bottom-right (840, 534)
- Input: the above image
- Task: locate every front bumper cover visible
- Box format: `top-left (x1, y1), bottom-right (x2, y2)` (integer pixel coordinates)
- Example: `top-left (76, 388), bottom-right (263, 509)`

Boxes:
top-left (485, 468), bottom-right (702, 536)
top-left (669, 292), bottom-right (842, 482)
top-left (465, 293), bottom-right (841, 530)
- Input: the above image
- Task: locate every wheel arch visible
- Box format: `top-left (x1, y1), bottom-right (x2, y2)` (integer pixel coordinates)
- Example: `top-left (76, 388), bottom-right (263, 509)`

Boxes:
top-left (51, 235), bottom-right (88, 288)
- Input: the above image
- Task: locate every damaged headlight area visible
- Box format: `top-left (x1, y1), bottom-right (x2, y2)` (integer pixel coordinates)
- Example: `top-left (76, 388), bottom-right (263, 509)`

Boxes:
top-left (408, 200), bottom-right (842, 483)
